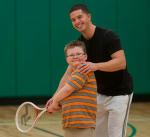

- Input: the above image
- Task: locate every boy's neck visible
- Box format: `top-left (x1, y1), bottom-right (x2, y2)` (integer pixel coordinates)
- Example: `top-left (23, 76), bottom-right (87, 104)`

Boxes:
top-left (71, 63), bottom-right (83, 70)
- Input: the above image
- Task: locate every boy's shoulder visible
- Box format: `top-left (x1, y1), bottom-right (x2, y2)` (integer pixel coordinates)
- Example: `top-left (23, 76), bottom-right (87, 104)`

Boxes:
top-left (72, 65), bottom-right (86, 74)
top-left (72, 65), bottom-right (95, 78)
top-left (72, 65), bottom-right (81, 73)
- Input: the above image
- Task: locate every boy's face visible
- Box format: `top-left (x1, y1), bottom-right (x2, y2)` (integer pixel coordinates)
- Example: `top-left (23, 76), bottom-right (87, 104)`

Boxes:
top-left (66, 46), bottom-right (87, 69)
top-left (70, 9), bottom-right (91, 33)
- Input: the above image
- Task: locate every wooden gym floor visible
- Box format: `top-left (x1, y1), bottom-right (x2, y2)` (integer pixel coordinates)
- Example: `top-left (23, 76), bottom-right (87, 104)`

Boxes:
top-left (0, 102), bottom-right (150, 137)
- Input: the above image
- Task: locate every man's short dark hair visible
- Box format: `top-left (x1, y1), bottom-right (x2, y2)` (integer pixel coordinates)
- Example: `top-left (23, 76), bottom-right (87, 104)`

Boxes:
top-left (70, 4), bottom-right (89, 14)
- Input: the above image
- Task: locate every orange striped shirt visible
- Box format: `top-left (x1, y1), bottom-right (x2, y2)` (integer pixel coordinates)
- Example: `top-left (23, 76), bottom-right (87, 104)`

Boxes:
top-left (62, 66), bottom-right (97, 129)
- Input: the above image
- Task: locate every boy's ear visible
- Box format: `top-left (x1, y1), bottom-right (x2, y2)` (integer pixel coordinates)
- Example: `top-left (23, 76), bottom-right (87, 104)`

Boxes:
top-left (85, 54), bottom-right (88, 60)
top-left (66, 57), bottom-right (69, 63)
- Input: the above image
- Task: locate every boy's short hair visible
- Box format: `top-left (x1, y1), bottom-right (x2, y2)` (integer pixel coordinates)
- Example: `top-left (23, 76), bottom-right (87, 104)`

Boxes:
top-left (70, 4), bottom-right (89, 14)
top-left (64, 40), bottom-right (87, 57)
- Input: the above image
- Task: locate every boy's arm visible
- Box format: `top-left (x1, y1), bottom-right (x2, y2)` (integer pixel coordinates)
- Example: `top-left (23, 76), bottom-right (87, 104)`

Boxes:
top-left (53, 84), bottom-right (76, 105)
top-left (46, 65), bottom-right (73, 109)
top-left (47, 84), bottom-right (76, 113)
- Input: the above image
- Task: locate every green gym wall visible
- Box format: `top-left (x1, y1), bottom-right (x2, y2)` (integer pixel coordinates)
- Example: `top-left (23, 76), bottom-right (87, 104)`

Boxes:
top-left (0, 0), bottom-right (150, 98)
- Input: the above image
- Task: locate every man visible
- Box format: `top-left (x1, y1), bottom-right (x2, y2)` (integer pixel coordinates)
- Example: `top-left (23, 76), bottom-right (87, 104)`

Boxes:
top-left (46, 4), bottom-right (133, 137)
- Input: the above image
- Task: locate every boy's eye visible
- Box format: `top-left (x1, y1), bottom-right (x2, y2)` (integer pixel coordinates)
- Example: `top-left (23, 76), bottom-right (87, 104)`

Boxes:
top-left (77, 53), bottom-right (81, 56)
top-left (68, 55), bottom-right (74, 58)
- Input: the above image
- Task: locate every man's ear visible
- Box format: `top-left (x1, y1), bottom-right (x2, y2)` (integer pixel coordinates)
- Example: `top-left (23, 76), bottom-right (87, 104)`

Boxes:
top-left (88, 14), bottom-right (91, 21)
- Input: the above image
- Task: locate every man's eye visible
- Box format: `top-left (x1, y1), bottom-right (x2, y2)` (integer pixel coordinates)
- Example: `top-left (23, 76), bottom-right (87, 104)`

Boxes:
top-left (78, 15), bottom-right (82, 19)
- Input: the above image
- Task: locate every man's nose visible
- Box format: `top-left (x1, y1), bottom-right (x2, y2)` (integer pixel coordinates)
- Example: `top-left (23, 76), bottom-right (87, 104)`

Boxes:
top-left (75, 19), bottom-right (80, 24)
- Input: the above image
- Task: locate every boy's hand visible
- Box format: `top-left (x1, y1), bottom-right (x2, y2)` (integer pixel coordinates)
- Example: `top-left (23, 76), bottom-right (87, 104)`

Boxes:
top-left (46, 98), bottom-right (53, 109)
top-left (47, 102), bottom-right (62, 114)
top-left (45, 98), bottom-right (53, 114)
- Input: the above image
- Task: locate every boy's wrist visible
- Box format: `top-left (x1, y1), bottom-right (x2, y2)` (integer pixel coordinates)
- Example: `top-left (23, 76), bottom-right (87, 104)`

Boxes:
top-left (53, 98), bottom-right (59, 104)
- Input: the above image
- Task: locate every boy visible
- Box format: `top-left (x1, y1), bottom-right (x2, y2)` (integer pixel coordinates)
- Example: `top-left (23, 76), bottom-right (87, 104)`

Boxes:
top-left (47, 40), bottom-right (97, 137)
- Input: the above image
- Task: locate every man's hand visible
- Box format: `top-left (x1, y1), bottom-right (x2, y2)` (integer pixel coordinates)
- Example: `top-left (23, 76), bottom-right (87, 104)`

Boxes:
top-left (78, 62), bottom-right (97, 75)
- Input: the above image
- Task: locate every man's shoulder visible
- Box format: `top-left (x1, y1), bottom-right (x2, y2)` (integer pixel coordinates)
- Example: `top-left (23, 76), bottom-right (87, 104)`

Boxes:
top-left (96, 26), bottom-right (119, 40)
top-left (96, 26), bottom-right (113, 35)
top-left (78, 35), bottom-right (83, 41)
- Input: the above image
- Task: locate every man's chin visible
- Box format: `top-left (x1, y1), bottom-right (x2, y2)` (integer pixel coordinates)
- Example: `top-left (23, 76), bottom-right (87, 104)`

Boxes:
top-left (76, 27), bottom-right (84, 32)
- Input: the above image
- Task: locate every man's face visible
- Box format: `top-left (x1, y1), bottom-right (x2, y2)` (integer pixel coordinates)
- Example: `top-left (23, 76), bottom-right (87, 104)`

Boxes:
top-left (70, 9), bottom-right (91, 32)
top-left (66, 46), bottom-right (87, 69)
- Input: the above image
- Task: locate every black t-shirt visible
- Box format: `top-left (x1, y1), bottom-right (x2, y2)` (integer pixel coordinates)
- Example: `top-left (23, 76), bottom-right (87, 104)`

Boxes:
top-left (78, 26), bottom-right (133, 96)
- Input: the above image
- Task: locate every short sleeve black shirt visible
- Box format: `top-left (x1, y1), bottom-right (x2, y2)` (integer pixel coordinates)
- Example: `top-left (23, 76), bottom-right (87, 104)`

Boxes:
top-left (78, 26), bottom-right (133, 96)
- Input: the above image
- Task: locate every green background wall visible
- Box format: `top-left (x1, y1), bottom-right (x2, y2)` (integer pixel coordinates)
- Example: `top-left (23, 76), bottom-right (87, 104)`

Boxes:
top-left (0, 0), bottom-right (150, 98)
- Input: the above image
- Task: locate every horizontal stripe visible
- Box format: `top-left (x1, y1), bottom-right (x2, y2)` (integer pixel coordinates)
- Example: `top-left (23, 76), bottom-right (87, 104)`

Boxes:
top-left (88, 81), bottom-right (97, 85)
top-left (88, 72), bottom-right (95, 76)
top-left (62, 105), bottom-right (97, 112)
top-left (82, 86), bottom-right (97, 92)
top-left (73, 69), bottom-right (89, 81)
top-left (73, 73), bottom-right (88, 83)
top-left (63, 96), bottom-right (97, 102)
top-left (89, 75), bottom-right (95, 79)
top-left (62, 114), bottom-right (96, 121)
top-left (62, 112), bottom-right (96, 118)
top-left (67, 80), bottom-right (80, 90)
top-left (88, 78), bottom-right (97, 83)
top-left (62, 117), bottom-right (95, 124)
top-left (62, 108), bottom-right (97, 115)
top-left (76, 89), bottom-right (97, 95)
top-left (62, 99), bottom-right (97, 105)
top-left (67, 92), bottom-right (97, 99)
top-left (84, 84), bottom-right (97, 88)
top-left (62, 102), bottom-right (97, 108)
top-left (62, 121), bottom-right (96, 126)
top-left (72, 72), bottom-right (87, 81)
top-left (70, 77), bottom-right (84, 87)
top-left (63, 125), bottom-right (95, 129)
top-left (69, 79), bottom-right (82, 89)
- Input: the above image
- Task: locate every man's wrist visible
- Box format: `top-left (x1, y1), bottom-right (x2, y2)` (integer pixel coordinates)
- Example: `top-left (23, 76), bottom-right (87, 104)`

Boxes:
top-left (96, 63), bottom-right (102, 71)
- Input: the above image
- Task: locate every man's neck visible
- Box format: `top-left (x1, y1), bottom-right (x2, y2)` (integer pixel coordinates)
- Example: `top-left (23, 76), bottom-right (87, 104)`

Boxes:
top-left (82, 24), bottom-right (96, 40)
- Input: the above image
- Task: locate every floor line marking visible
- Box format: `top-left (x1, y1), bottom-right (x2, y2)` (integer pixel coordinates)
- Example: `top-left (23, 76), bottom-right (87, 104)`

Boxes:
top-left (0, 121), bottom-right (61, 126)
top-left (1, 118), bottom-right (150, 126)
top-left (127, 123), bottom-right (136, 137)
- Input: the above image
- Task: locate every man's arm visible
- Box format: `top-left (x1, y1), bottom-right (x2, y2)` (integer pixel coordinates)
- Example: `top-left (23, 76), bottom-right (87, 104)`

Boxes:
top-left (79, 50), bottom-right (126, 74)
top-left (97, 50), bottom-right (126, 71)
top-left (53, 65), bottom-right (73, 97)
top-left (46, 65), bottom-right (73, 109)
